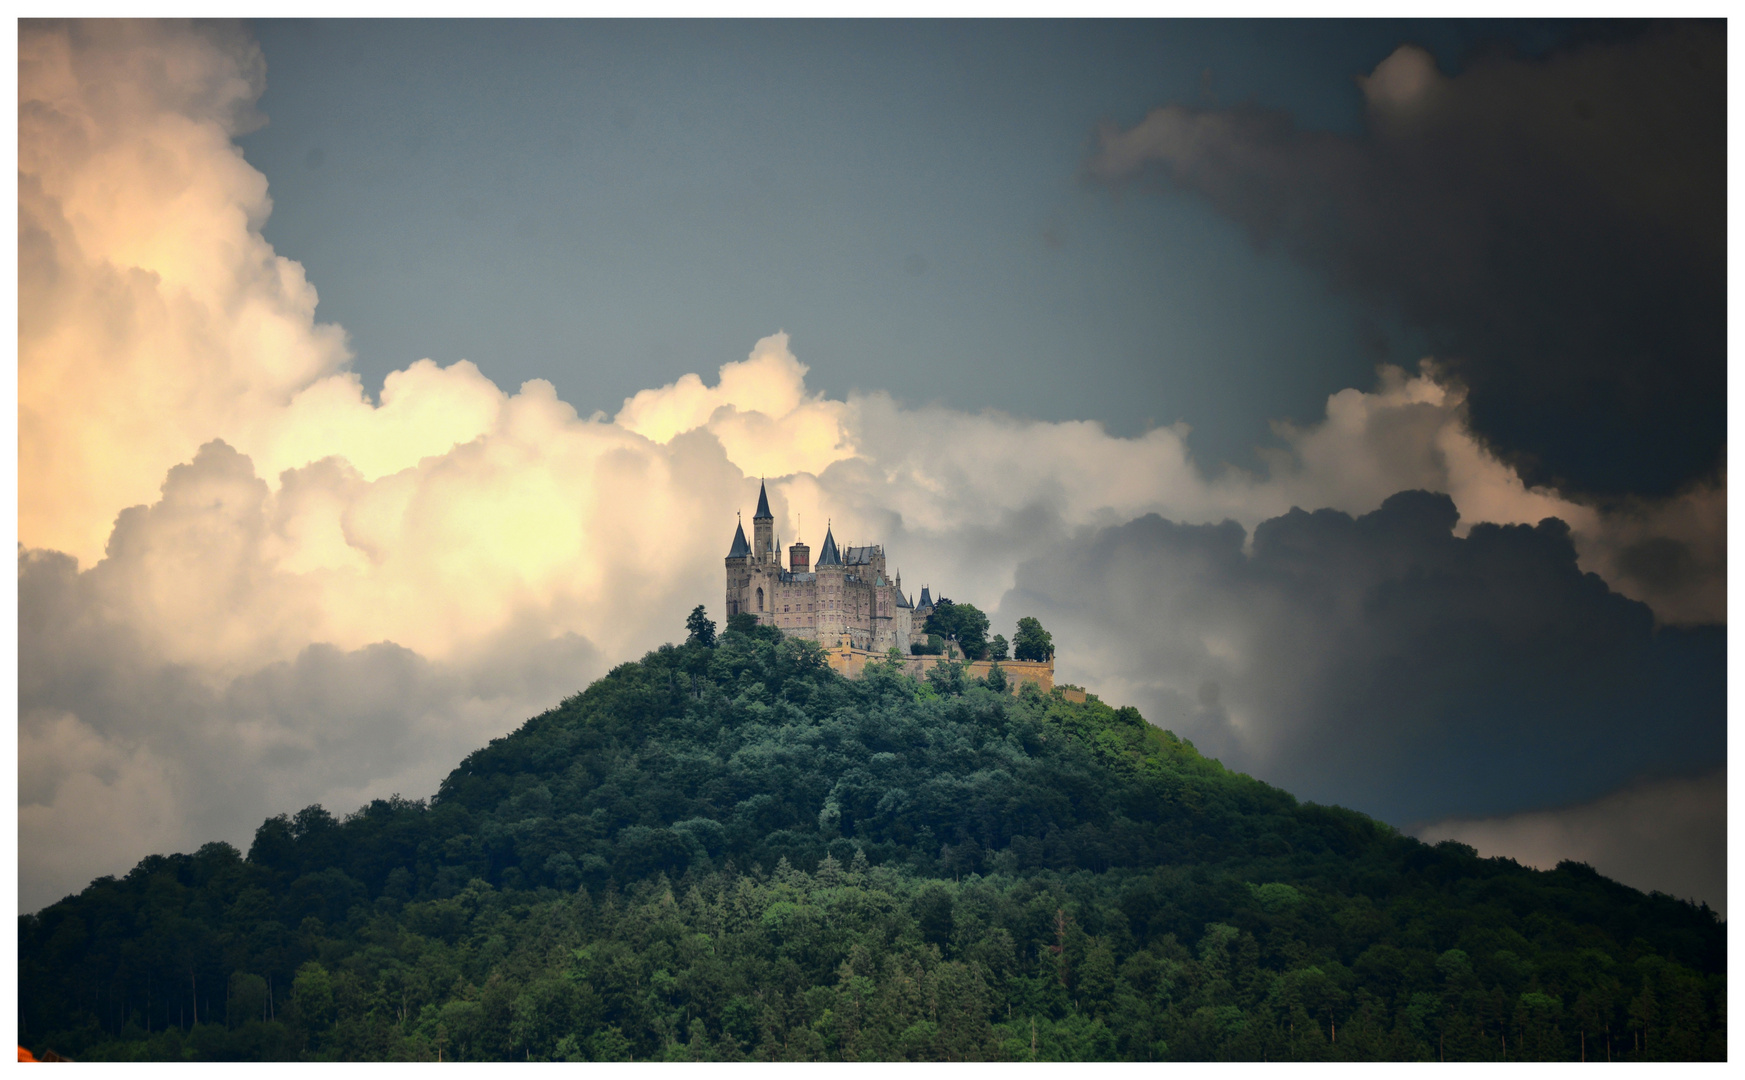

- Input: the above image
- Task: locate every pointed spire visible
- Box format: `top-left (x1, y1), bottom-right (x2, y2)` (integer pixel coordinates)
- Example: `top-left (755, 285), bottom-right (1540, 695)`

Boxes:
top-left (753, 478), bottom-right (773, 520)
top-left (816, 520), bottom-right (842, 566)
top-left (727, 519), bottom-right (750, 558)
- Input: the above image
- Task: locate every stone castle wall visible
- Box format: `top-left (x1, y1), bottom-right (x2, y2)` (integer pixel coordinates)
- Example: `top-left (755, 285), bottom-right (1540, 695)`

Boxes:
top-left (819, 641), bottom-right (1083, 701)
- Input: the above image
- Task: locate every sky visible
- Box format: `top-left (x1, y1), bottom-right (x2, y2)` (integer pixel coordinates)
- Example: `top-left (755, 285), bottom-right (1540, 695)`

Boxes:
top-left (16, 18), bottom-right (1728, 916)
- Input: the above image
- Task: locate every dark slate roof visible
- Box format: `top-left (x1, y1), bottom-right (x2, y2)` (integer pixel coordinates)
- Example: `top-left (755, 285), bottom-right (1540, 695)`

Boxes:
top-left (844, 545), bottom-right (879, 565)
top-left (918, 587), bottom-right (932, 608)
top-left (895, 589), bottom-right (911, 608)
top-left (779, 571), bottom-right (817, 583)
top-left (726, 521), bottom-right (750, 558)
top-left (816, 525), bottom-right (842, 566)
top-left (753, 480), bottom-right (773, 520)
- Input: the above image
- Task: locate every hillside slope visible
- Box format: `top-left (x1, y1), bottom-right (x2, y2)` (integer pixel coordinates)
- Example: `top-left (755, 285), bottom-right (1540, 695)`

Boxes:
top-left (18, 622), bottom-right (1726, 1061)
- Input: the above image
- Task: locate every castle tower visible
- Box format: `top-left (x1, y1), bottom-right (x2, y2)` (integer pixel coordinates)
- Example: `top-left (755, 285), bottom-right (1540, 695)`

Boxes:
top-left (789, 538), bottom-right (810, 574)
top-left (813, 522), bottom-right (844, 642)
top-left (752, 479), bottom-right (775, 563)
top-left (724, 516), bottom-right (751, 617)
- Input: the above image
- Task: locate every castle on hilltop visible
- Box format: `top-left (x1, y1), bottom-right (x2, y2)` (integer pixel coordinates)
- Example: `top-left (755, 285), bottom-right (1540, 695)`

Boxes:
top-left (725, 480), bottom-right (934, 654)
top-left (723, 483), bottom-right (1072, 696)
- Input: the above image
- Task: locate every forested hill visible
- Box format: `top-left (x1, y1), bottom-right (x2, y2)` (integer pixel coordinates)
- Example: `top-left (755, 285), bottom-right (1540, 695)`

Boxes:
top-left (18, 618), bottom-right (1725, 1061)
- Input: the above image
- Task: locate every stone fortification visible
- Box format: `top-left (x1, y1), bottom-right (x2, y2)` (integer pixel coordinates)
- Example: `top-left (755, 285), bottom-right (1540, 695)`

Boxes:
top-left (819, 643), bottom-right (1080, 700)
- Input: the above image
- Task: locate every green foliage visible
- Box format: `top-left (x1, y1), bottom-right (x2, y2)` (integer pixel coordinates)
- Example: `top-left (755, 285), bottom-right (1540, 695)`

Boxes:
top-left (983, 661), bottom-right (1008, 694)
top-left (912, 634), bottom-right (945, 656)
top-left (1013, 617), bottom-right (1053, 662)
top-left (989, 635), bottom-right (1009, 662)
top-left (17, 622), bottom-right (1725, 1061)
top-left (686, 606), bottom-right (717, 648)
top-left (726, 611), bottom-right (760, 636)
top-left (925, 599), bottom-right (991, 660)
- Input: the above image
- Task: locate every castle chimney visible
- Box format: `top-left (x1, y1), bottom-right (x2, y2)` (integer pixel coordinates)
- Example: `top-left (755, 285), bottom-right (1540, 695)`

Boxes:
top-left (789, 540), bottom-right (810, 574)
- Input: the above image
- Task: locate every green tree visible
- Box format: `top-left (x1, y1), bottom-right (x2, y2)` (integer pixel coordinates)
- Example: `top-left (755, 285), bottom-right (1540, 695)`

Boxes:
top-left (726, 611), bottom-right (760, 635)
top-left (925, 599), bottom-right (990, 660)
top-left (984, 661), bottom-right (1008, 693)
top-left (291, 961), bottom-right (335, 1032)
top-left (926, 659), bottom-right (967, 696)
top-left (988, 635), bottom-right (1009, 661)
top-left (1012, 617), bottom-right (1054, 662)
top-left (686, 605), bottom-right (717, 648)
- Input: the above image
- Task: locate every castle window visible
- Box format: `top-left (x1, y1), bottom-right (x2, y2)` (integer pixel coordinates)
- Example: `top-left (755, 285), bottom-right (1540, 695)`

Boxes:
top-left (757, 588), bottom-right (764, 612)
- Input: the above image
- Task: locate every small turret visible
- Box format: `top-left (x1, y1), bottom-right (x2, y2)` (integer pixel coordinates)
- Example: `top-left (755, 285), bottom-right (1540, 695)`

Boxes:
top-left (726, 519), bottom-right (750, 559)
top-left (789, 539), bottom-right (810, 574)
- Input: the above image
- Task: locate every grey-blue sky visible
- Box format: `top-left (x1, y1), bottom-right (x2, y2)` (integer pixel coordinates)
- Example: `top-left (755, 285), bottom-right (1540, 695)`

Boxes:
top-left (237, 19), bottom-right (1575, 471)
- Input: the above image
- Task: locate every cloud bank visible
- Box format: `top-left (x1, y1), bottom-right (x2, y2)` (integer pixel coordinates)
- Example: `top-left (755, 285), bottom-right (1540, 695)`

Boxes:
top-left (1090, 23), bottom-right (1726, 504)
top-left (17, 19), bottom-right (1724, 913)
top-left (1416, 770), bottom-right (1727, 919)
top-left (997, 494), bottom-right (1723, 827)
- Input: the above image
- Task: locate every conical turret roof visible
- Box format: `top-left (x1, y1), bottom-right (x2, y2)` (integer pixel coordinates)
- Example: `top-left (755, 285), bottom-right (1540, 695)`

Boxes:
top-left (727, 520), bottom-right (750, 558)
top-left (815, 523), bottom-right (842, 566)
top-left (753, 480), bottom-right (773, 520)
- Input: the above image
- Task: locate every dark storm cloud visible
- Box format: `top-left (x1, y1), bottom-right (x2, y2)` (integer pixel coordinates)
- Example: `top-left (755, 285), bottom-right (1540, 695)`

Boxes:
top-left (1005, 491), bottom-right (1724, 830)
top-left (1090, 22), bottom-right (1724, 500)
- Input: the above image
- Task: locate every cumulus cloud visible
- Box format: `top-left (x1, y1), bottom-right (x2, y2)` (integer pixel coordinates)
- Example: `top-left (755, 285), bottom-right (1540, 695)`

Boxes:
top-left (16, 19), bottom-right (1723, 912)
top-left (19, 539), bottom-right (608, 912)
top-left (19, 19), bottom-right (509, 568)
top-left (998, 493), bottom-right (1724, 830)
top-left (1417, 770), bottom-right (1727, 916)
top-left (1089, 23), bottom-right (1725, 503)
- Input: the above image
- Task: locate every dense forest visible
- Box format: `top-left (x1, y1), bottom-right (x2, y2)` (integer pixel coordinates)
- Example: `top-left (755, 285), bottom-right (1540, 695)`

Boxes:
top-left (18, 614), bottom-right (1725, 1061)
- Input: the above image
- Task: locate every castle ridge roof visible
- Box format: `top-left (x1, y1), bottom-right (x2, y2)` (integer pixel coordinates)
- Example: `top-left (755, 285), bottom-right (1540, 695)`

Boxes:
top-left (726, 521), bottom-right (750, 558)
top-left (919, 587), bottom-right (932, 608)
top-left (844, 545), bottom-right (879, 565)
top-left (816, 525), bottom-right (842, 566)
top-left (753, 480), bottom-right (773, 520)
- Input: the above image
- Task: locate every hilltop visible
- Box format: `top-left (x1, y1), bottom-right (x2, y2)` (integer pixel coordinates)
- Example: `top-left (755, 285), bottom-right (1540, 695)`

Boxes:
top-left (17, 618), bottom-right (1725, 1061)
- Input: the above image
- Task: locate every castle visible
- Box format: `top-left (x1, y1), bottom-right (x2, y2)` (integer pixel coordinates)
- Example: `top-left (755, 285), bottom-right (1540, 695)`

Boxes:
top-left (724, 480), bottom-right (933, 653)
top-left (724, 482), bottom-right (1070, 696)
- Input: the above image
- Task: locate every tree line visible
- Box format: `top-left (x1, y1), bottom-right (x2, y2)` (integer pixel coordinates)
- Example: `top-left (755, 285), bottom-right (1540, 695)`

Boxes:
top-left (911, 600), bottom-right (1052, 663)
top-left (17, 611), bottom-right (1724, 1060)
